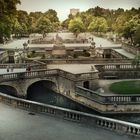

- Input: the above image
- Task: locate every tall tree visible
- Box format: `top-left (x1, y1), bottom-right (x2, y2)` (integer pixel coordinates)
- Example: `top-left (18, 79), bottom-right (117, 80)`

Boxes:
top-left (36, 16), bottom-right (53, 35)
top-left (0, 0), bottom-right (20, 43)
top-left (88, 17), bottom-right (108, 33)
top-left (13, 10), bottom-right (29, 37)
top-left (134, 25), bottom-right (140, 47)
top-left (68, 17), bottom-right (85, 37)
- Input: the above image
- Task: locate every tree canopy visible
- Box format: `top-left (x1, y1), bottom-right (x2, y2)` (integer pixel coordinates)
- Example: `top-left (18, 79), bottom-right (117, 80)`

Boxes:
top-left (68, 17), bottom-right (85, 37)
top-left (0, 1), bottom-right (140, 48)
top-left (0, 0), bottom-right (20, 43)
top-left (88, 17), bottom-right (108, 33)
top-left (64, 6), bottom-right (140, 47)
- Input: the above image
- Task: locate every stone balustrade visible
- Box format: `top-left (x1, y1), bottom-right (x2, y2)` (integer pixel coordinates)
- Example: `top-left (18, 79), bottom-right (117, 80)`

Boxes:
top-left (95, 63), bottom-right (140, 71)
top-left (0, 69), bottom-right (58, 82)
top-left (0, 92), bottom-right (140, 137)
top-left (0, 68), bottom-right (97, 82)
top-left (95, 63), bottom-right (140, 79)
top-left (0, 63), bottom-right (46, 70)
top-left (25, 58), bottom-right (131, 64)
top-left (76, 86), bottom-right (140, 105)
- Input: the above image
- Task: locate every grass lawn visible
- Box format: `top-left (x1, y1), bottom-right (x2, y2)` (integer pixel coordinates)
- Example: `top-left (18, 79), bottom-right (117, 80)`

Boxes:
top-left (109, 80), bottom-right (140, 94)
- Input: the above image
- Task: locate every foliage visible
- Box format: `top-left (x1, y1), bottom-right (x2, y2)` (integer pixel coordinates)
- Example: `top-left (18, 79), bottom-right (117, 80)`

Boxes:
top-left (0, 0), bottom-right (140, 47)
top-left (88, 17), bottom-right (108, 33)
top-left (64, 7), bottom-right (140, 46)
top-left (68, 17), bottom-right (85, 36)
top-left (36, 16), bottom-right (53, 34)
top-left (0, 0), bottom-right (20, 43)
top-left (134, 25), bottom-right (140, 47)
top-left (132, 55), bottom-right (140, 68)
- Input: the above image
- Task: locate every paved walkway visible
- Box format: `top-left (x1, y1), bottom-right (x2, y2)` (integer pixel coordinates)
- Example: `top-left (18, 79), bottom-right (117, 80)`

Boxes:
top-left (0, 38), bottom-right (28, 49)
top-left (48, 64), bottom-right (97, 74)
top-left (0, 103), bottom-right (139, 140)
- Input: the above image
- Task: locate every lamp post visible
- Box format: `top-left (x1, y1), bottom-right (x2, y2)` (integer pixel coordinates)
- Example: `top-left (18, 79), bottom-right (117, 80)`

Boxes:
top-left (23, 42), bottom-right (28, 63)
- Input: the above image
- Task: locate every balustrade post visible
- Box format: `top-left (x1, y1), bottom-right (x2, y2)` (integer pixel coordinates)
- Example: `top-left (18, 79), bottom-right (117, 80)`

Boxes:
top-left (96, 120), bottom-right (100, 125)
top-left (137, 129), bottom-right (140, 135)
top-left (108, 122), bottom-right (111, 128)
top-left (112, 123), bottom-right (116, 129)
top-left (127, 127), bottom-right (131, 133)
top-left (100, 120), bottom-right (103, 126)
top-left (132, 128), bottom-right (136, 134)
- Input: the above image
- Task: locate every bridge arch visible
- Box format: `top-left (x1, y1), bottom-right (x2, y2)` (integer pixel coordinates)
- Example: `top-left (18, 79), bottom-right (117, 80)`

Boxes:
top-left (0, 84), bottom-right (18, 96)
top-left (26, 79), bottom-right (58, 100)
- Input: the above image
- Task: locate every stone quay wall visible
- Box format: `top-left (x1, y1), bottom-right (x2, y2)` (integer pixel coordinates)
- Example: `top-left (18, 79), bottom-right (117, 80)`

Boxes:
top-left (0, 92), bottom-right (140, 137)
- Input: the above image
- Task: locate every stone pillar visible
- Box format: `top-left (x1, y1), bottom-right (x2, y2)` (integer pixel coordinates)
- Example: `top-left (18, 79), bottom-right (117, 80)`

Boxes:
top-left (8, 50), bottom-right (15, 63)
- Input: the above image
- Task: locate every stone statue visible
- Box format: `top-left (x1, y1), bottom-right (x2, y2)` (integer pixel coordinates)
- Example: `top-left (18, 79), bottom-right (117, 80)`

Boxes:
top-left (55, 33), bottom-right (63, 45)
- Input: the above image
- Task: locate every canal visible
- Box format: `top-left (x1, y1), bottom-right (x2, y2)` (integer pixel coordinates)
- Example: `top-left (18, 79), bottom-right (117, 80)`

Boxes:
top-left (26, 80), bottom-right (140, 124)
top-left (1, 81), bottom-right (140, 124)
top-left (27, 80), bottom-right (99, 114)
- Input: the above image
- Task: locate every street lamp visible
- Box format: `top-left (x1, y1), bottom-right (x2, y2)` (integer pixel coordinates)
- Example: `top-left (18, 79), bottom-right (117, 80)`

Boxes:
top-left (23, 42), bottom-right (28, 63)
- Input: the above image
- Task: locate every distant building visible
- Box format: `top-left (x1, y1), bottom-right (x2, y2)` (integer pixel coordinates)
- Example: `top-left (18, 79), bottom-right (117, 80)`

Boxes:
top-left (70, 9), bottom-right (80, 16)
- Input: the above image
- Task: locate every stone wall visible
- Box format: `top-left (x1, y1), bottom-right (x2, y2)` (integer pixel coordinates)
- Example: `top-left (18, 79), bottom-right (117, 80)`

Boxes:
top-left (1, 92), bottom-right (140, 137)
top-left (57, 76), bottom-right (75, 97)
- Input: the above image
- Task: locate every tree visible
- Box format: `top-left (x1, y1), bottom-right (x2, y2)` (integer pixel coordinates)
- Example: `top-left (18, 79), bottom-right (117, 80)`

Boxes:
top-left (113, 9), bottom-right (140, 43)
top-left (79, 12), bottom-right (94, 30)
top-left (68, 17), bottom-right (85, 37)
top-left (28, 12), bottom-right (44, 33)
top-left (88, 17), bottom-right (108, 33)
top-left (36, 16), bottom-right (53, 35)
top-left (44, 9), bottom-right (59, 23)
top-left (0, 0), bottom-right (20, 43)
top-left (44, 9), bottom-right (60, 31)
top-left (121, 15), bottom-right (140, 43)
top-left (132, 55), bottom-right (140, 68)
top-left (12, 10), bottom-right (29, 37)
top-left (134, 25), bottom-right (140, 47)
top-left (61, 14), bottom-right (75, 29)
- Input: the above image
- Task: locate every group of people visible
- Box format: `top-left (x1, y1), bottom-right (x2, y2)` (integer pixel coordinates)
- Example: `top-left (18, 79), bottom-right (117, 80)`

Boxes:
top-left (6, 65), bottom-right (14, 72)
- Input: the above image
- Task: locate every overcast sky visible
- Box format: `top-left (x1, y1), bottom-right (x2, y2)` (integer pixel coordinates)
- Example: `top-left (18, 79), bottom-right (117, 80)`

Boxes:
top-left (17, 0), bottom-right (140, 21)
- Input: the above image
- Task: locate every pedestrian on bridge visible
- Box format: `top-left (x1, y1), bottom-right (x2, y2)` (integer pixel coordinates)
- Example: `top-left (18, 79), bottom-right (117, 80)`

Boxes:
top-left (26, 65), bottom-right (31, 72)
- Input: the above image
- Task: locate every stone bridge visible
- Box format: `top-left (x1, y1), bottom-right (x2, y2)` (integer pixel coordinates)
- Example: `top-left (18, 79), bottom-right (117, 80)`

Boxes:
top-left (0, 68), bottom-right (99, 99)
top-left (0, 63), bottom-right (140, 114)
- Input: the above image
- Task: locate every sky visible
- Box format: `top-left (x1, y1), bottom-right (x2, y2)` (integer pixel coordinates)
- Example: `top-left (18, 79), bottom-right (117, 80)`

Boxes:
top-left (17, 0), bottom-right (140, 21)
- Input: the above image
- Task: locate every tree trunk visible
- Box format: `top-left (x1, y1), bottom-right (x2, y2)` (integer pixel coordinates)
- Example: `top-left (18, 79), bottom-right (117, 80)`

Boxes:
top-left (0, 36), bottom-right (4, 44)
top-left (130, 34), bottom-right (134, 45)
